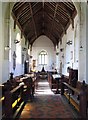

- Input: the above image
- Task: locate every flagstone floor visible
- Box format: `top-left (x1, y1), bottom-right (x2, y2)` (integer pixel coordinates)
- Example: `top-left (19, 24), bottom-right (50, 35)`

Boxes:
top-left (18, 79), bottom-right (79, 119)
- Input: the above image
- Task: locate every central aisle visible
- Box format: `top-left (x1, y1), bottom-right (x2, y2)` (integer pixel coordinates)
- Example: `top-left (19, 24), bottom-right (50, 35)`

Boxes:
top-left (19, 79), bottom-right (79, 119)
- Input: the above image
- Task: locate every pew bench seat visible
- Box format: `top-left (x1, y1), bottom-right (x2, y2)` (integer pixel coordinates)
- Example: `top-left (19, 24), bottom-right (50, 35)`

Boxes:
top-left (61, 81), bottom-right (88, 118)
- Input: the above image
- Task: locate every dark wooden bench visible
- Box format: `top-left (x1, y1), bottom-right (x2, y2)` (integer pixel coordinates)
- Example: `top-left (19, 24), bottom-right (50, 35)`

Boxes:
top-left (48, 72), bottom-right (59, 89)
top-left (0, 84), bottom-right (24, 119)
top-left (61, 80), bottom-right (88, 118)
top-left (1, 74), bottom-right (36, 119)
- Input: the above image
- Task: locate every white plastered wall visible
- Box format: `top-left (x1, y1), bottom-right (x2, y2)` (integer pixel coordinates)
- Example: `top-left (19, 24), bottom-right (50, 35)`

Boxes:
top-left (0, 2), bottom-right (4, 84)
top-left (74, 2), bottom-right (86, 82)
top-left (9, 13), bottom-right (28, 77)
top-left (0, 2), bottom-right (28, 83)
top-left (32, 35), bottom-right (56, 72)
top-left (58, 2), bottom-right (88, 84)
top-left (0, 2), bottom-right (10, 83)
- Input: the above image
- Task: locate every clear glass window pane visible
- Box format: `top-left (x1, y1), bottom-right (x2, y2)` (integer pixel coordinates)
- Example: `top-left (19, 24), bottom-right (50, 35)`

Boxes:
top-left (38, 50), bottom-right (47, 65)
top-left (39, 55), bottom-right (41, 64)
top-left (42, 55), bottom-right (44, 64)
top-left (45, 55), bottom-right (47, 64)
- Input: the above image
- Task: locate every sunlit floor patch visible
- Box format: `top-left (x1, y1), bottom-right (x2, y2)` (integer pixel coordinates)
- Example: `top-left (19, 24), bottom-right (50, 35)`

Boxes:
top-left (19, 79), bottom-right (79, 119)
top-left (35, 89), bottom-right (54, 95)
top-left (38, 82), bottom-right (49, 85)
top-left (35, 80), bottom-right (54, 95)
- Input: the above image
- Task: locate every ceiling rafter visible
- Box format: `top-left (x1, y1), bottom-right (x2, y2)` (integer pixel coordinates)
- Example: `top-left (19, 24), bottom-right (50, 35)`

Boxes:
top-left (63, 2), bottom-right (75, 11)
top-left (58, 3), bottom-right (71, 18)
top-left (56, 11), bottom-right (67, 23)
top-left (44, 5), bottom-right (54, 18)
top-left (11, 12), bottom-right (27, 41)
top-left (28, 36), bottom-right (35, 45)
top-left (22, 18), bottom-right (32, 30)
top-left (57, 9), bottom-right (68, 22)
top-left (44, 11), bottom-right (53, 21)
top-left (29, 34), bottom-right (41, 45)
top-left (28, 3), bottom-right (37, 39)
top-left (28, 33), bottom-right (35, 41)
top-left (49, 2), bottom-right (56, 9)
top-left (49, 3), bottom-right (61, 40)
top-left (45, 2), bottom-right (55, 13)
top-left (26, 28), bottom-right (35, 39)
top-left (42, 2), bottom-right (45, 34)
top-left (32, 6), bottom-right (43, 16)
top-left (44, 30), bottom-right (57, 45)
top-left (55, 18), bottom-right (66, 34)
top-left (31, 2), bottom-right (38, 8)
top-left (19, 13), bottom-right (31, 24)
top-left (13, 2), bottom-right (25, 12)
top-left (54, 25), bottom-right (63, 35)
top-left (47, 29), bottom-right (59, 45)
top-left (22, 10), bottom-right (43, 28)
top-left (14, 2), bottom-right (26, 12)
top-left (61, 2), bottom-right (75, 28)
top-left (16, 5), bottom-right (30, 20)
top-left (12, 2), bottom-right (77, 45)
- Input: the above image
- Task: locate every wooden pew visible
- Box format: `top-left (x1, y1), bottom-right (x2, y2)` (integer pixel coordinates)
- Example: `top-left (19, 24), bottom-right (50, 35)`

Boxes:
top-left (1, 74), bottom-right (36, 119)
top-left (61, 80), bottom-right (88, 118)
top-left (0, 85), bottom-right (5, 119)
top-left (0, 83), bottom-right (24, 119)
top-left (48, 71), bottom-right (58, 89)
top-left (21, 77), bottom-right (35, 101)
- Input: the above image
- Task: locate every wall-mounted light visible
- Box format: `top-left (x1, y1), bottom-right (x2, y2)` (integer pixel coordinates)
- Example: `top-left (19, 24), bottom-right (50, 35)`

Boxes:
top-left (60, 48), bottom-right (64, 52)
top-left (80, 46), bottom-right (83, 51)
top-left (5, 46), bottom-right (10, 51)
top-left (30, 55), bottom-right (32, 59)
top-left (66, 40), bottom-right (72, 45)
top-left (62, 54), bottom-right (64, 58)
top-left (56, 52), bottom-right (59, 55)
top-left (14, 39), bottom-right (20, 44)
top-left (22, 47), bottom-right (27, 51)
top-left (67, 62), bottom-right (70, 64)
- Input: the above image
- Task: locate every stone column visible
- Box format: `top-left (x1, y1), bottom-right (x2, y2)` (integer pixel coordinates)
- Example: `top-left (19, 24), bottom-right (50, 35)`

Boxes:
top-left (86, 3), bottom-right (88, 84)
top-left (73, 2), bottom-right (86, 82)
top-left (0, 2), bottom-right (3, 120)
top-left (78, 3), bottom-right (86, 81)
top-left (0, 2), bottom-right (4, 84)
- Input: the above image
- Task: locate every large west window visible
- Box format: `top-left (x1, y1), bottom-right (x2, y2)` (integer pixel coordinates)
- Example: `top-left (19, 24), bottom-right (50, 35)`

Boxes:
top-left (39, 50), bottom-right (47, 65)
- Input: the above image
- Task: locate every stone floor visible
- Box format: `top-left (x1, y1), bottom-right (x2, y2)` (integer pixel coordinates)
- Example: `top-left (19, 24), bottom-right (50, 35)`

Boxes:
top-left (18, 79), bottom-right (79, 119)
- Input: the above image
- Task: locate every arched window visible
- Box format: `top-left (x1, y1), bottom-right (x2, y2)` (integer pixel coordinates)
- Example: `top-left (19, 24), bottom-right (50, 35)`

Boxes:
top-left (39, 50), bottom-right (47, 65)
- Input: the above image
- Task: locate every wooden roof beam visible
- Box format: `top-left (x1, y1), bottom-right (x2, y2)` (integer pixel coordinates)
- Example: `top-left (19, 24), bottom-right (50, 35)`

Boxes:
top-left (44, 11), bottom-right (53, 21)
top-left (59, 3), bottom-right (74, 29)
top-left (16, 6), bottom-right (30, 20)
top-left (20, 14), bottom-right (31, 24)
top-left (13, 2), bottom-right (25, 11)
top-left (29, 35), bottom-right (37, 45)
top-left (28, 3), bottom-right (37, 39)
top-left (55, 18), bottom-right (66, 34)
top-left (49, 3), bottom-right (59, 39)
top-left (11, 12), bottom-right (27, 41)
top-left (45, 3), bottom-right (55, 13)
top-left (42, 2), bottom-right (44, 33)
top-left (45, 30), bottom-right (59, 45)
top-left (63, 2), bottom-right (75, 11)
top-left (27, 30), bottom-right (35, 39)
top-left (58, 3), bottom-right (71, 19)
top-left (23, 19), bottom-right (32, 30)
